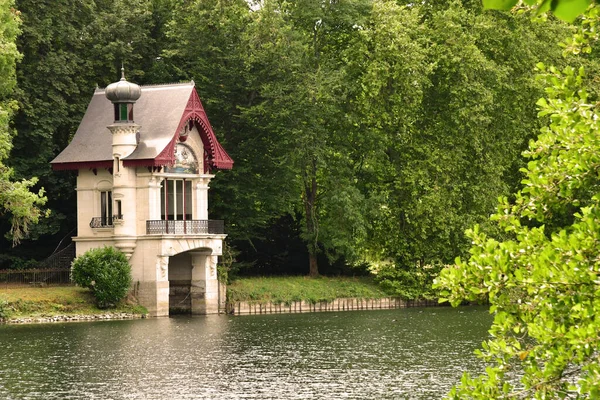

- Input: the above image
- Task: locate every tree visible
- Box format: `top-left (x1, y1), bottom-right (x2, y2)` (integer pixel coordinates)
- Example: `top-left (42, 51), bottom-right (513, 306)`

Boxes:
top-left (0, 0), bottom-right (46, 246)
top-left (434, 6), bottom-right (600, 398)
top-left (352, 0), bottom-right (573, 277)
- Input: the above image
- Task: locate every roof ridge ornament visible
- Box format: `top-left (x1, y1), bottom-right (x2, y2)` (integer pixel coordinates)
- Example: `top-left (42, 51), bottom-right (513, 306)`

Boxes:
top-left (121, 65), bottom-right (126, 81)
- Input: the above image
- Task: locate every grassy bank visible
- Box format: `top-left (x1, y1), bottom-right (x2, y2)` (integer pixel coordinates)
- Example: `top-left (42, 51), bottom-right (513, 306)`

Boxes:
top-left (0, 286), bottom-right (147, 321)
top-left (227, 276), bottom-right (393, 304)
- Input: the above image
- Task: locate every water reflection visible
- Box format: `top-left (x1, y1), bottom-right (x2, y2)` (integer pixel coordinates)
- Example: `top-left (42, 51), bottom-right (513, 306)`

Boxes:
top-left (0, 306), bottom-right (491, 399)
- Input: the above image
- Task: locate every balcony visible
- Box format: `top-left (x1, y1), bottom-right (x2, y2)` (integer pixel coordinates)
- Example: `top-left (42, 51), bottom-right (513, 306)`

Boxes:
top-left (146, 220), bottom-right (224, 235)
top-left (89, 215), bottom-right (123, 229)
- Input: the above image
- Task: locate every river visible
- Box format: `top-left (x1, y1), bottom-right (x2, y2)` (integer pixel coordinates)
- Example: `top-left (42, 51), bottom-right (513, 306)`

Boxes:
top-left (0, 306), bottom-right (492, 399)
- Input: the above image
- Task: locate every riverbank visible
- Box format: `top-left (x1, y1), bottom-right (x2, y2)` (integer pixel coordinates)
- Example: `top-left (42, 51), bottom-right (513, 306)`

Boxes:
top-left (0, 286), bottom-right (147, 324)
top-left (227, 276), bottom-right (394, 304)
top-left (1, 276), bottom-right (435, 323)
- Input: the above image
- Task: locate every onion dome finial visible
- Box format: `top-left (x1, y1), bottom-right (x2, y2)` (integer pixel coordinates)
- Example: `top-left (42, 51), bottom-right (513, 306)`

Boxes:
top-left (105, 67), bottom-right (141, 103)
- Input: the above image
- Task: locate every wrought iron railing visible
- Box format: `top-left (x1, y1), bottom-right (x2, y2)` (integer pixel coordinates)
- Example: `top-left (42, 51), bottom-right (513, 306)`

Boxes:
top-left (89, 217), bottom-right (113, 228)
top-left (146, 220), bottom-right (225, 235)
top-left (0, 268), bottom-right (72, 288)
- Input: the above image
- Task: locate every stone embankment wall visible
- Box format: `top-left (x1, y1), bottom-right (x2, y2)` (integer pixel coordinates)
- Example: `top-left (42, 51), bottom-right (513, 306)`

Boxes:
top-left (227, 297), bottom-right (440, 315)
top-left (4, 312), bottom-right (145, 324)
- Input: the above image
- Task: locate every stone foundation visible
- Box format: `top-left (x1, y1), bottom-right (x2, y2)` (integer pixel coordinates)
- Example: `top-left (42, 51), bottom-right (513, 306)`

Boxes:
top-left (228, 297), bottom-right (441, 315)
top-left (135, 280), bottom-right (169, 317)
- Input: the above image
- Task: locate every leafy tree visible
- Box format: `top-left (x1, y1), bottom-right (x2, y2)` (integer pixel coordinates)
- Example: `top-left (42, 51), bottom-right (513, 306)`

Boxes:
top-left (163, 0), bottom-right (301, 265)
top-left (0, 0), bottom-right (46, 246)
top-left (435, 5), bottom-right (600, 398)
top-left (236, 0), bottom-right (378, 276)
top-left (353, 0), bottom-right (573, 280)
top-left (167, 0), bottom-right (378, 276)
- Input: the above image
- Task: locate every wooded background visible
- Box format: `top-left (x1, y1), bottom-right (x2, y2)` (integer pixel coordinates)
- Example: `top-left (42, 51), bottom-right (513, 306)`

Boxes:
top-left (0, 0), bottom-right (591, 278)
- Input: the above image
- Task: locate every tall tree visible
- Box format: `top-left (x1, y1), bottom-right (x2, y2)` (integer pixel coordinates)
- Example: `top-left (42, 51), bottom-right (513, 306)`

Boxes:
top-left (238, 0), bottom-right (376, 276)
top-left (355, 0), bottom-right (573, 275)
top-left (0, 0), bottom-right (46, 247)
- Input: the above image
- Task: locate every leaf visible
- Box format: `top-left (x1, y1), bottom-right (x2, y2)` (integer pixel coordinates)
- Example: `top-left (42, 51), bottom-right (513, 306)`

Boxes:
top-left (551, 0), bottom-right (591, 22)
top-left (537, 0), bottom-right (553, 14)
top-left (482, 0), bottom-right (519, 10)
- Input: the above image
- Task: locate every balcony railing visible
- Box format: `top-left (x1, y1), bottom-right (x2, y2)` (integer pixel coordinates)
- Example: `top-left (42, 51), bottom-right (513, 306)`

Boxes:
top-left (89, 215), bottom-right (123, 229)
top-left (90, 217), bottom-right (113, 228)
top-left (146, 220), bottom-right (225, 235)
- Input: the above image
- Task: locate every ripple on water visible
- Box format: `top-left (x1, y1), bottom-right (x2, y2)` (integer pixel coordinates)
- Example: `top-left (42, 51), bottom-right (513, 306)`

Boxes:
top-left (0, 306), bottom-right (492, 399)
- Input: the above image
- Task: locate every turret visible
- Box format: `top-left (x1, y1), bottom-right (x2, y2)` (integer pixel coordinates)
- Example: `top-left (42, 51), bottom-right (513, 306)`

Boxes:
top-left (105, 67), bottom-right (141, 123)
top-left (105, 67), bottom-right (140, 258)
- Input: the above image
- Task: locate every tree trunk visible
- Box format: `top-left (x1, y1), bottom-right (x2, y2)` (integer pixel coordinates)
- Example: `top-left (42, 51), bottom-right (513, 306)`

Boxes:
top-left (308, 252), bottom-right (318, 277)
top-left (303, 157), bottom-right (319, 276)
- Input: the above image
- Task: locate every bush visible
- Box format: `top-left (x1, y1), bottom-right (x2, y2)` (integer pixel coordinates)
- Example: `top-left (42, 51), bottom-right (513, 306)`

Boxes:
top-left (0, 297), bottom-right (10, 320)
top-left (71, 247), bottom-right (132, 309)
top-left (374, 263), bottom-right (443, 300)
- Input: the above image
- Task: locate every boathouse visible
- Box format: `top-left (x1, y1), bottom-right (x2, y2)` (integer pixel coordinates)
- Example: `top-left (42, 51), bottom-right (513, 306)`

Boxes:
top-left (51, 70), bottom-right (233, 316)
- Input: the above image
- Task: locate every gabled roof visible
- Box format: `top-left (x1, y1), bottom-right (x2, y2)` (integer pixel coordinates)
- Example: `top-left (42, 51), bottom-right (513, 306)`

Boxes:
top-left (51, 82), bottom-right (233, 171)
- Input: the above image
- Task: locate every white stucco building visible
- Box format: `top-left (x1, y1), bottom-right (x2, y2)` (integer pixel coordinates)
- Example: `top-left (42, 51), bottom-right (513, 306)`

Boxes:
top-left (51, 71), bottom-right (233, 316)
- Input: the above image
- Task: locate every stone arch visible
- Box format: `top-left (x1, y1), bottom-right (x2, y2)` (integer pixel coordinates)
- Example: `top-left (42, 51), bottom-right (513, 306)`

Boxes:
top-left (167, 246), bottom-right (218, 315)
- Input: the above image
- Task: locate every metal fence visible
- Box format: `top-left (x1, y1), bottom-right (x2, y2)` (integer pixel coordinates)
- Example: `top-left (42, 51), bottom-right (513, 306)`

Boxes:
top-left (0, 268), bottom-right (72, 289)
top-left (146, 219), bottom-right (225, 235)
top-left (0, 235), bottom-right (76, 289)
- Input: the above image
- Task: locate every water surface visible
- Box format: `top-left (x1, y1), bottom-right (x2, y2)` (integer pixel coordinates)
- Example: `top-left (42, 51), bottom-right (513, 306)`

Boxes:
top-left (0, 306), bottom-right (492, 399)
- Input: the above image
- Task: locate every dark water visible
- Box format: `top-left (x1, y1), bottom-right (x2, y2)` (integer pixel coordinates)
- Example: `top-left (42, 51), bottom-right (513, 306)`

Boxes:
top-left (0, 306), bottom-right (492, 399)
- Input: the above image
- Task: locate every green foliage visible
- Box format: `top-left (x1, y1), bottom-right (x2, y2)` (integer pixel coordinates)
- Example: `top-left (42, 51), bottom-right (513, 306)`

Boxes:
top-left (354, 0), bottom-right (573, 272)
top-left (0, 0), bottom-right (580, 284)
top-left (0, 296), bottom-right (10, 320)
top-left (71, 247), bottom-right (132, 309)
top-left (484, 0), bottom-right (592, 22)
top-left (435, 11), bottom-right (600, 397)
top-left (374, 263), bottom-right (443, 300)
top-left (0, 0), bottom-right (47, 246)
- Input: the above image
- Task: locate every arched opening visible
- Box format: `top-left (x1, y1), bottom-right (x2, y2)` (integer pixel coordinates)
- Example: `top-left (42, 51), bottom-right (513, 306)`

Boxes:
top-left (168, 252), bottom-right (192, 315)
top-left (167, 248), bottom-right (218, 315)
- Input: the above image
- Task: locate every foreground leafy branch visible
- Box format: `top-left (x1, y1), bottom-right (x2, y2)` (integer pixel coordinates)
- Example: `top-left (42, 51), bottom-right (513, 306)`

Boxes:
top-left (0, 1), bottom-right (46, 246)
top-left (435, 38), bottom-right (600, 398)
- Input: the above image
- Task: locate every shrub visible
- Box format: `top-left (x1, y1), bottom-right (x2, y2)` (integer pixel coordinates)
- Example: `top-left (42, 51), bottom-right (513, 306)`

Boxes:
top-left (374, 263), bottom-right (443, 300)
top-left (71, 247), bottom-right (132, 309)
top-left (0, 297), bottom-right (10, 320)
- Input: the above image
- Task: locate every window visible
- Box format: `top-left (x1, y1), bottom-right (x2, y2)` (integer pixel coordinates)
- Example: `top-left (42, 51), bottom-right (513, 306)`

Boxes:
top-left (100, 191), bottom-right (113, 226)
top-left (160, 179), bottom-right (192, 220)
top-left (113, 103), bottom-right (134, 122)
top-left (115, 200), bottom-right (122, 219)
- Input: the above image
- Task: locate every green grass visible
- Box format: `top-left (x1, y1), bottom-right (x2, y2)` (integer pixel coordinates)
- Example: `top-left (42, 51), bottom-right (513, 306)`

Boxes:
top-left (227, 276), bottom-right (393, 305)
top-left (0, 286), bottom-right (147, 320)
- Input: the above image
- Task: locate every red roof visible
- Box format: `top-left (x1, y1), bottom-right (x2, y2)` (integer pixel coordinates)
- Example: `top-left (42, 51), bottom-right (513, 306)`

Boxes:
top-left (51, 83), bottom-right (233, 172)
